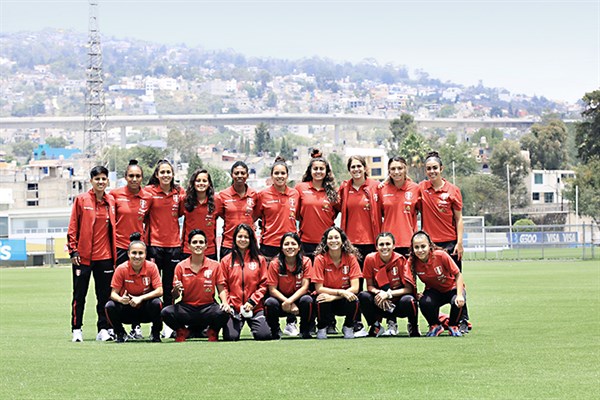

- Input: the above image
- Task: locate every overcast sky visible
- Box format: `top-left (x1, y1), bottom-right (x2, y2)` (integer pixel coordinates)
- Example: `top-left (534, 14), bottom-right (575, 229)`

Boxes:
top-left (1, 0), bottom-right (598, 103)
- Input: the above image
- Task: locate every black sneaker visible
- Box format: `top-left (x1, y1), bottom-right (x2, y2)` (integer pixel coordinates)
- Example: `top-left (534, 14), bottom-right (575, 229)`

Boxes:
top-left (368, 322), bottom-right (384, 337)
top-left (459, 320), bottom-right (470, 334)
top-left (115, 333), bottom-right (128, 343)
top-left (149, 333), bottom-right (162, 343)
top-left (407, 322), bottom-right (421, 337)
top-left (301, 331), bottom-right (312, 339)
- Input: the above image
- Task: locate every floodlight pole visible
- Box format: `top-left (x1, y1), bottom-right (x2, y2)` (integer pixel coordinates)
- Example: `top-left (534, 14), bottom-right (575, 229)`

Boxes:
top-left (507, 164), bottom-right (513, 248)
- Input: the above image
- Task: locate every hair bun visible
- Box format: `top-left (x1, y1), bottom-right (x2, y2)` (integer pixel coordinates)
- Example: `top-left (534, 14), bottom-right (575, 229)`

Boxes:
top-left (128, 159), bottom-right (139, 166)
top-left (311, 148), bottom-right (323, 158)
top-left (129, 232), bottom-right (142, 242)
top-left (426, 151), bottom-right (439, 159)
top-left (274, 156), bottom-right (286, 163)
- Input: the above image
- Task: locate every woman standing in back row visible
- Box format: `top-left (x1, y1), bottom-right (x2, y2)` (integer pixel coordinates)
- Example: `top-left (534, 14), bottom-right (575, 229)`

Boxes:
top-left (419, 151), bottom-right (469, 332)
top-left (145, 159), bottom-right (184, 308)
top-left (295, 149), bottom-right (339, 260)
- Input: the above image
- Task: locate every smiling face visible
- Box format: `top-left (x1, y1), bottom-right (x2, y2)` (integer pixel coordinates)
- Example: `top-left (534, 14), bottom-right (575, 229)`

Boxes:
top-left (349, 159), bottom-right (366, 181)
top-left (231, 166), bottom-right (248, 186)
top-left (310, 161), bottom-right (327, 183)
top-left (326, 229), bottom-right (342, 252)
top-left (271, 164), bottom-right (288, 190)
top-left (376, 235), bottom-right (394, 261)
top-left (388, 160), bottom-right (407, 184)
top-left (125, 166), bottom-right (143, 192)
top-left (194, 172), bottom-right (210, 194)
top-left (425, 159), bottom-right (443, 183)
top-left (189, 233), bottom-right (207, 256)
top-left (90, 173), bottom-right (108, 195)
top-left (412, 234), bottom-right (431, 262)
top-left (156, 163), bottom-right (174, 188)
top-left (235, 228), bottom-right (251, 251)
top-left (128, 243), bottom-right (146, 269)
top-left (282, 236), bottom-right (300, 259)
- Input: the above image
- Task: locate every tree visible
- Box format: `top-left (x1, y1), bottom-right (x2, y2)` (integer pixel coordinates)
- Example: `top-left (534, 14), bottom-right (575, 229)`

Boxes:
top-left (11, 140), bottom-right (36, 158)
top-left (564, 157), bottom-right (600, 225)
top-left (186, 154), bottom-right (204, 183)
top-left (279, 137), bottom-right (293, 160)
top-left (520, 119), bottom-right (568, 169)
top-left (489, 140), bottom-right (530, 208)
top-left (328, 153), bottom-right (347, 183)
top-left (397, 131), bottom-right (430, 182)
top-left (575, 90), bottom-right (600, 163)
top-left (205, 163), bottom-right (230, 192)
top-left (45, 136), bottom-right (69, 148)
top-left (167, 128), bottom-right (198, 163)
top-left (129, 146), bottom-right (168, 181)
top-left (471, 127), bottom-right (504, 148)
top-left (254, 123), bottom-right (272, 155)
top-left (438, 134), bottom-right (478, 177)
top-left (386, 113), bottom-right (416, 157)
top-left (458, 174), bottom-right (508, 225)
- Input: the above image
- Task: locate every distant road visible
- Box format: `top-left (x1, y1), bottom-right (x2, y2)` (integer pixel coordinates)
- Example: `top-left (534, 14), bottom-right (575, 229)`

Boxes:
top-left (0, 113), bottom-right (578, 130)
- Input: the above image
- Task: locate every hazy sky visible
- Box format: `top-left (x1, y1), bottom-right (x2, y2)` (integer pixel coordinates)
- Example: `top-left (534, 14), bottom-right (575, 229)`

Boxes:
top-left (1, 0), bottom-right (598, 103)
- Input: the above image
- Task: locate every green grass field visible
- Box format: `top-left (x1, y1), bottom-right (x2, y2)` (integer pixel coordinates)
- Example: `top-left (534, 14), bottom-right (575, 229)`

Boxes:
top-left (1, 261), bottom-right (599, 399)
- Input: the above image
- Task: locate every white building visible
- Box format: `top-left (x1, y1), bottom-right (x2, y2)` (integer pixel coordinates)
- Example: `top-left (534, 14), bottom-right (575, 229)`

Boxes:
top-left (526, 169), bottom-right (575, 205)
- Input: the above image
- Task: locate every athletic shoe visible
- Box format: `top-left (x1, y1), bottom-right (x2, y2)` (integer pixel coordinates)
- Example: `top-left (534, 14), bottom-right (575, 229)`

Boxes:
top-left (327, 321), bottom-right (338, 335)
top-left (353, 327), bottom-right (368, 338)
top-left (387, 321), bottom-right (398, 336)
top-left (149, 333), bottom-right (162, 343)
top-left (459, 320), bottom-right (471, 334)
top-left (283, 322), bottom-right (300, 337)
top-left (108, 328), bottom-right (115, 340)
top-left (72, 329), bottom-right (83, 342)
top-left (96, 329), bottom-right (112, 341)
top-left (342, 325), bottom-right (355, 339)
top-left (407, 322), bottom-right (421, 337)
top-left (368, 321), bottom-right (385, 337)
top-left (206, 328), bottom-right (218, 342)
top-left (129, 325), bottom-right (143, 340)
top-left (447, 325), bottom-right (463, 337)
top-left (301, 331), bottom-right (312, 339)
top-left (426, 324), bottom-right (445, 337)
top-left (115, 333), bottom-right (127, 343)
top-left (175, 328), bottom-right (190, 343)
top-left (162, 325), bottom-right (175, 339)
top-left (316, 328), bottom-right (328, 340)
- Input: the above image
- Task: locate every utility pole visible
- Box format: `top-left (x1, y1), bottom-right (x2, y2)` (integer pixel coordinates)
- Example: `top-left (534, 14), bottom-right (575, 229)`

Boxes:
top-left (84, 0), bottom-right (107, 162)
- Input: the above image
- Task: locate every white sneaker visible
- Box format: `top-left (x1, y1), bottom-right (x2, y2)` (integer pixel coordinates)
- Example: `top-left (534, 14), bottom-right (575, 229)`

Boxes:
top-left (72, 329), bottom-right (83, 342)
top-left (107, 328), bottom-right (115, 340)
top-left (129, 325), bottom-right (143, 340)
top-left (96, 328), bottom-right (112, 341)
top-left (342, 325), bottom-right (355, 339)
top-left (316, 328), bottom-right (328, 339)
top-left (353, 327), bottom-right (368, 338)
top-left (283, 322), bottom-right (300, 337)
top-left (162, 325), bottom-right (174, 339)
top-left (382, 321), bottom-right (398, 336)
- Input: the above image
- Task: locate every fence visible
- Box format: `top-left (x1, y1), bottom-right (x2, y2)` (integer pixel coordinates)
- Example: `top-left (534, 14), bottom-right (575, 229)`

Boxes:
top-left (462, 223), bottom-right (598, 261)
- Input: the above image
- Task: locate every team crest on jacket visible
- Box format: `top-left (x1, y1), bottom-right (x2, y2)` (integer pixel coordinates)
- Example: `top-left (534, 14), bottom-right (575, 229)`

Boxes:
top-left (289, 198), bottom-right (296, 207)
top-left (246, 198), bottom-right (254, 207)
top-left (204, 269), bottom-right (213, 279)
top-left (392, 266), bottom-right (398, 276)
top-left (248, 261), bottom-right (257, 271)
top-left (405, 192), bottom-right (413, 200)
top-left (140, 199), bottom-right (147, 209)
top-left (174, 195), bottom-right (179, 203)
top-left (143, 277), bottom-right (150, 286)
top-left (440, 193), bottom-right (449, 201)
top-left (434, 266), bottom-right (443, 275)
top-left (342, 265), bottom-right (349, 275)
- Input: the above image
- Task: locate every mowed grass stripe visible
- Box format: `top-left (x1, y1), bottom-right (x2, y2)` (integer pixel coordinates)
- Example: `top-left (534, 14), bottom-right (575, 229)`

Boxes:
top-left (0, 261), bottom-right (598, 399)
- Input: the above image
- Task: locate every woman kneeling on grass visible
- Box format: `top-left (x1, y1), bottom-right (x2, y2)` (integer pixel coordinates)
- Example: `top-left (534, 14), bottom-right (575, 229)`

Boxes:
top-left (264, 232), bottom-right (315, 339)
top-left (105, 232), bottom-right (163, 343)
top-left (358, 232), bottom-right (420, 337)
top-left (408, 230), bottom-right (466, 337)
top-left (217, 223), bottom-right (272, 341)
top-left (161, 229), bottom-right (229, 342)
top-left (312, 226), bottom-right (362, 339)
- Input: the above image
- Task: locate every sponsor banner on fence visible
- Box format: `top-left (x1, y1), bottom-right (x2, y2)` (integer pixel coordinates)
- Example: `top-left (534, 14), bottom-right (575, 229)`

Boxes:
top-left (510, 232), bottom-right (578, 245)
top-left (0, 239), bottom-right (27, 261)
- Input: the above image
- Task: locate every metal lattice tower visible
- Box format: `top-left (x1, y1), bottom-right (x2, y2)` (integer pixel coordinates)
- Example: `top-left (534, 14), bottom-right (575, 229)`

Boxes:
top-left (84, 0), bottom-right (107, 159)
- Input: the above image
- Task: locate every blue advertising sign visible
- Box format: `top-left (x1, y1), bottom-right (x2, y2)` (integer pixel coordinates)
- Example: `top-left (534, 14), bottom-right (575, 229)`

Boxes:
top-left (0, 239), bottom-right (27, 261)
top-left (509, 232), bottom-right (578, 245)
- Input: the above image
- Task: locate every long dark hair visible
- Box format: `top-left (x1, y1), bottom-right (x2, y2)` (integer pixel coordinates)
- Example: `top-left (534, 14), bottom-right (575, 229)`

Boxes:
top-left (408, 230), bottom-right (437, 283)
top-left (314, 226), bottom-right (361, 260)
top-left (184, 169), bottom-right (215, 214)
top-left (277, 232), bottom-right (303, 276)
top-left (147, 159), bottom-right (180, 191)
top-left (301, 148), bottom-right (338, 204)
top-left (231, 223), bottom-right (260, 268)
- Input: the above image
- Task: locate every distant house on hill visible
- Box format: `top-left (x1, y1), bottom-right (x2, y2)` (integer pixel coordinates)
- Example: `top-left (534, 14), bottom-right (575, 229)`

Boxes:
top-left (33, 144), bottom-right (80, 161)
